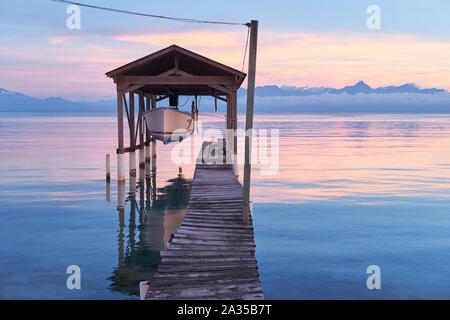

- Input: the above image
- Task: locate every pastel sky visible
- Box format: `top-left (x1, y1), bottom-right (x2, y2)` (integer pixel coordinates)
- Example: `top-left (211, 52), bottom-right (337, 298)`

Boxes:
top-left (1, 0), bottom-right (450, 101)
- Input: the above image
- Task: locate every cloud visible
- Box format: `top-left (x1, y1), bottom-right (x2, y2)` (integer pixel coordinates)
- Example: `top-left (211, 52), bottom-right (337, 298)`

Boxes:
top-left (104, 30), bottom-right (450, 91)
top-left (3, 28), bottom-right (450, 100)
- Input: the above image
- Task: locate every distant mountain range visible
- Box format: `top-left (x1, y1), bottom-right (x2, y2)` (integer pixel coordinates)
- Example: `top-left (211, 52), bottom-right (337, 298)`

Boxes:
top-left (1, 81), bottom-right (449, 113)
top-left (0, 88), bottom-right (113, 112)
top-left (238, 81), bottom-right (446, 97)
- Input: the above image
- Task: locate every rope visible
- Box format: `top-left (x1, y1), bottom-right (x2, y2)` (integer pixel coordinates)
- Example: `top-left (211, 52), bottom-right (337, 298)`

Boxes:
top-left (179, 96), bottom-right (191, 107)
top-left (51, 0), bottom-right (249, 26)
top-left (242, 25), bottom-right (251, 72)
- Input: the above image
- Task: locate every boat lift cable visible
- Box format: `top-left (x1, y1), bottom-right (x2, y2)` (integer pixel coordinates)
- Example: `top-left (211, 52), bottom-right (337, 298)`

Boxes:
top-left (179, 96), bottom-right (191, 107)
top-left (51, 0), bottom-right (250, 26)
top-left (242, 26), bottom-right (251, 72)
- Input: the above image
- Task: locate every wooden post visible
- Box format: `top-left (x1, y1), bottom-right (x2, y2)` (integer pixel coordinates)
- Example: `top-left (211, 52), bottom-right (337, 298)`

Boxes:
top-left (106, 154), bottom-right (111, 181)
top-left (117, 89), bottom-right (125, 182)
top-left (129, 91), bottom-right (136, 178)
top-left (117, 182), bottom-right (125, 267)
top-left (138, 92), bottom-right (145, 169)
top-left (195, 95), bottom-right (198, 120)
top-left (194, 95), bottom-right (199, 132)
top-left (138, 92), bottom-right (146, 187)
top-left (117, 180), bottom-right (125, 209)
top-left (145, 96), bottom-right (151, 163)
top-left (139, 281), bottom-right (150, 300)
top-left (151, 94), bottom-right (157, 175)
top-left (242, 20), bottom-right (258, 225)
top-left (106, 180), bottom-right (111, 202)
top-left (145, 95), bottom-right (151, 179)
top-left (226, 93), bottom-right (233, 166)
top-left (231, 91), bottom-right (238, 176)
top-left (129, 92), bottom-right (136, 195)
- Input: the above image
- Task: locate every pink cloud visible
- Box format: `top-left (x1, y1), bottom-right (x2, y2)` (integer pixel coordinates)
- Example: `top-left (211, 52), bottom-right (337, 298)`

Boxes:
top-left (2, 30), bottom-right (450, 99)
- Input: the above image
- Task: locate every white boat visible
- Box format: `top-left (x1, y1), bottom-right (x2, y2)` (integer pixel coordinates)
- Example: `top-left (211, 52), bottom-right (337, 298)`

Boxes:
top-left (143, 107), bottom-right (194, 144)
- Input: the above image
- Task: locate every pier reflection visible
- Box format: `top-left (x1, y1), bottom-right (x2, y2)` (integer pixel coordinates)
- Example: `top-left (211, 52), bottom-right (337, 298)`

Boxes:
top-left (108, 170), bottom-right (191, 296)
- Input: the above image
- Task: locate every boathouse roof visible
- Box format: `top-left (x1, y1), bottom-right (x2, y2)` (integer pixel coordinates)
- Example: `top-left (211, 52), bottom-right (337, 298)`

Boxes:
top-left (106, 44), bottom-right (246, 96)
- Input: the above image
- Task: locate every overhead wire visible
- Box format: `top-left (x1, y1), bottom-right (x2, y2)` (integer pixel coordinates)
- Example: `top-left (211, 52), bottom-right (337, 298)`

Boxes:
top-left (51, 0), bottom-right (249, 26)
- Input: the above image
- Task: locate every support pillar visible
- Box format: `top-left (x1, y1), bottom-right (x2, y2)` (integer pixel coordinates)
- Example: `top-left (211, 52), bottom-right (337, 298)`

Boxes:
top-left (117, 89), bottom-right (125, 182)
top-left (151, 94), bottom-right (157, 175)
top-left (129, 92), bottom-right (136, 195)
top-left (106, 154), bottom-right (111, 181)
top-left (243, 20), bottom-right (258, 225)
top-left (138, 92), bottom-right (145, 186)
top-left (129, 152), bottom-right (136, 194)
top-left (145, 96), bottom-right (151, 178)
top-left (226, 93), bottom-right (233, 166)
top-left (117, 180), bottom-right (125, 209)
top-left (138, 92), bottom-right (145, 169)
top-left (231, 91), bottom-right (238, 177)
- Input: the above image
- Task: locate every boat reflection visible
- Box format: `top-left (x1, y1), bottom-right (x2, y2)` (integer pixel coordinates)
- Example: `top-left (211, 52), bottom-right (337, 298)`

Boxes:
top-left (108, 170), bottom-right (191, 297)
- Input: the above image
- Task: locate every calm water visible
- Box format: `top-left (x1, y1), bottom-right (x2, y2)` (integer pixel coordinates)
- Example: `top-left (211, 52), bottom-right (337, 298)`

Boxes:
top-left (1, 112), bottom-right (450, 299)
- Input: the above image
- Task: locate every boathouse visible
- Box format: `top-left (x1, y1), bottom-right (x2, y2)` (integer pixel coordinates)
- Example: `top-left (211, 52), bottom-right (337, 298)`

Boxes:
top-left (106, 44), bottom-right (246, 181)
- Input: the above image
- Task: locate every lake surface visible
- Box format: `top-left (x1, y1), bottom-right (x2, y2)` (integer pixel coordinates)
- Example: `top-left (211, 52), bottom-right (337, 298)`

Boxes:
top-left (1, 112), bottom-right (450, 299)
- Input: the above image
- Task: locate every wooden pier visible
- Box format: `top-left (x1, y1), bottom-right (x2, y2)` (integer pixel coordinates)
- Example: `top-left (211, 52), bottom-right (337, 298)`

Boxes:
top-left (105, 37), bottom-right (261, 300)
top-left (145, 144), bottom-right (263, 300)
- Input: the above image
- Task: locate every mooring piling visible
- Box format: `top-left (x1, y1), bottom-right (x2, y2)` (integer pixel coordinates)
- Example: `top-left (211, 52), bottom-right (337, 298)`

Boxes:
top-left (129, 173), bottom-right (136, 195)
top-left (139, 166), bottom-right (145, 186)
top-left (117, 153), bottom-right (125, 182)
top-left (106, 154), bottom-right (111, 181)
top-left (145, 144), bottom-right (151, 163)
top-left (116, 88), bottom-right (126, 182)
top-left (106, 181), bottom-right (111, 202)
top-left (129, 151), bottom-right (136, 177)
top-left (117, 181), bottom-right (125, 209)
top-left (139, 148), bottom-right (145, 168)
top-left (151, 138), bottom-right (157, 174)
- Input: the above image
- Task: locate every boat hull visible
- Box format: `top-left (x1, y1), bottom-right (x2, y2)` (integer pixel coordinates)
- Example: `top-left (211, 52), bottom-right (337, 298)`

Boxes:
top-left (144, 108), bottom-right (194, 144)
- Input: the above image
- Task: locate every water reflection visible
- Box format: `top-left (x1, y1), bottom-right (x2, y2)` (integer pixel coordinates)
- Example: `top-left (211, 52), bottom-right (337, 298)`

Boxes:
top-left (108, 170), bottom-right (191, 297)
top-left (3, 113), bottom-right (450, 299)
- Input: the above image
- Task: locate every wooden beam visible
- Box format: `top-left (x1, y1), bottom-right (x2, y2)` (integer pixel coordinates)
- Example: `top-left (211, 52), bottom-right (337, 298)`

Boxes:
top-left (121, 142), bottom-right (146, 153)
top-left (106, 45), bottom-right (246, 80)
top-left (208, 84), bottom-right (234, 95)
top-left (155, 68), bottom-right (178, 78)
top-left (120, 84), bottom-right (145, 93)
top-left (118, 75), bottom-right (237, 86)
top-left (216, 95), bottom-right (227, 103)
top-left (174, 55), bottom-right (179, 71)
top-left (156, 95), bottom-right (169, 102)
top-left (122, 94), bottom-right (133, 135)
